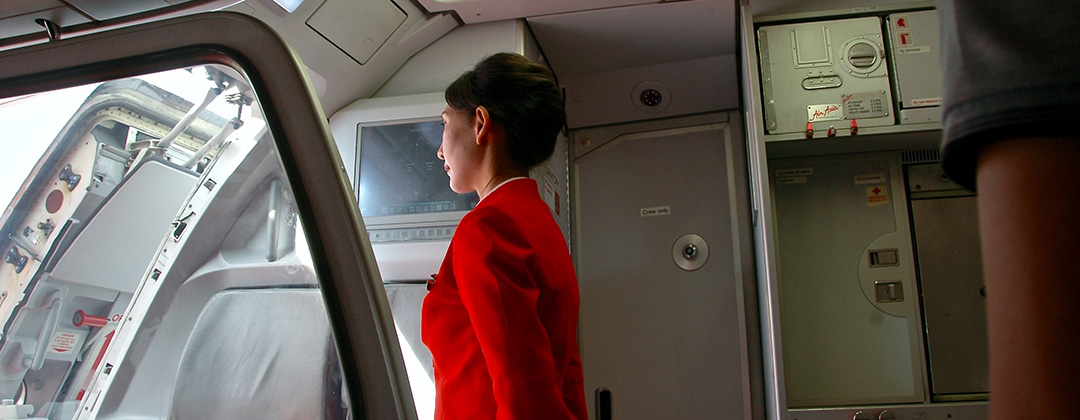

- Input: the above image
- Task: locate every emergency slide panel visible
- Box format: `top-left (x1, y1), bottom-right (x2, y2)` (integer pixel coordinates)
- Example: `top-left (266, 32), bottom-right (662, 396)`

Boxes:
top-left (769, 152), bottom-right (925, 408)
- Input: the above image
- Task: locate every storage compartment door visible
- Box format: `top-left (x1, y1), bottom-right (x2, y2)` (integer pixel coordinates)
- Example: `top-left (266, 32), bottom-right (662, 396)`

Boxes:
top-left (770, 153), bottom-right (925, 407)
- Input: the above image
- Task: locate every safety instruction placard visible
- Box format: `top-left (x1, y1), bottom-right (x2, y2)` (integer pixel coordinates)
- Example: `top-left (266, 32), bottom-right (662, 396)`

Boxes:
top-left (894, 14), bottom-right (914, 47)
top-left (843, 91), bottom-right (889, 119)
top-left (49, 331), bottom-right (81, 355)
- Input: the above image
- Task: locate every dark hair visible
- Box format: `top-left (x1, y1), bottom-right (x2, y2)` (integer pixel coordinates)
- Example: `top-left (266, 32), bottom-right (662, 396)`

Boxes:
top-left (445, 53), bottom-right (566, 168)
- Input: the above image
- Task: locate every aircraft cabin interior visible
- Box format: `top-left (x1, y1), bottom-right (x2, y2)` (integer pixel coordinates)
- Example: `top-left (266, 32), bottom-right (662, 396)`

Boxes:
top-left (0, 0), bottom-right (988, 419)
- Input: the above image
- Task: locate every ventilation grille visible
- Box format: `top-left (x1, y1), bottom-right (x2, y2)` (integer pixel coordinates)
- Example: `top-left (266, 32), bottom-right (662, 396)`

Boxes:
top-left (901, 148), bottom-right (941, 164)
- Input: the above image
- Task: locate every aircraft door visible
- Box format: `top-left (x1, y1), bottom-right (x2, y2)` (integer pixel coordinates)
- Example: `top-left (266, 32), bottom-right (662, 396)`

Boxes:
top-left (573, 112), bottom-right (757, 420)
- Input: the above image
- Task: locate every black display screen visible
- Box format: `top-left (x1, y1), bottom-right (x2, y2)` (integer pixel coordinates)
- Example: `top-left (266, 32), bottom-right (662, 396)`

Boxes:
top-left (357, 120), bottom-right (478, 218)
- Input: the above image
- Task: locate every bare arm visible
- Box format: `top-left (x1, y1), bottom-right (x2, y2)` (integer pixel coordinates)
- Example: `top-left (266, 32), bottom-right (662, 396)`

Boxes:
top-left (975, 136), bottom-right (1080, 419)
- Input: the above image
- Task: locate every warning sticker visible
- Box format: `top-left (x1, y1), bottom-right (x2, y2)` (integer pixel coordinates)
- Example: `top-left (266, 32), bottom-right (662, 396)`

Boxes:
top-left (776, 176), bottom-right (808, 185)
top-left (544, 181), bottom-right (556, 213)
top-left (897, 31), bottom-right (914, 46)
top-left (545, 168), bottom-right (558, 188)
top-left (543, 168), bottom-right (557, 214)
top-left (776, 168), bottom-right (813, 177)
top-left (894, 15), bottom-right (910, 30)
top-left (49, 332), bottom-right (80, 354)
top-left (898, 46), bottom-right (931, 55)
top-left (640, 206), bottom-right (671, 217)
top-left (855, 173), bottom-right (886, 185)
top-left (867, 185), bottom-right (889, 207)
top-left (910, 97), bottom-right (942, 107)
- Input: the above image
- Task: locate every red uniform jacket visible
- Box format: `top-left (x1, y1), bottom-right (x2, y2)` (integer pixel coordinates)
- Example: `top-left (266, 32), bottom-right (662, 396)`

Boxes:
top-left (422, 178), bottom-right (587, 420)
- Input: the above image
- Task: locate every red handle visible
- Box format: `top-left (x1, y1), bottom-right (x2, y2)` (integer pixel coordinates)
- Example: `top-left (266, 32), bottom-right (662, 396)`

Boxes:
top-left (73, 310), bottom-right (108, 328)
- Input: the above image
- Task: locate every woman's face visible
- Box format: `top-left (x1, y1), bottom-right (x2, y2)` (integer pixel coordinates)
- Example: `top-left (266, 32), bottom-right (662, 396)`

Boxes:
top-left (438, 105), bottom-right (481, 194)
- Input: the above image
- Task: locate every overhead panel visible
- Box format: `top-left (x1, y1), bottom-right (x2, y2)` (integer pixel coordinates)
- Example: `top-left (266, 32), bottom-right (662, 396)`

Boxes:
top-left (528, 0), bottom-right (739, 128)
top-left (372, 20), bottom-right (539, 97)
top-left (1, 0), bottom-right (67, 18)
top-left (0, 6), bottom-right (90, 42)
top-left (225, 0), bottom-right (457, 114)
top-left (0, 0), bottom-right (238, 47)
top-left (307, 0), bottom-right (407, 65)
top-left (65, 0), bottom-right (176, 20)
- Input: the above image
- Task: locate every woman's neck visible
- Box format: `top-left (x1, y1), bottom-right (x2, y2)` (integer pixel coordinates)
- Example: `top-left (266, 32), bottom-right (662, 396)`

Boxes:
top-left (477, 170), bottom-right (527, 200)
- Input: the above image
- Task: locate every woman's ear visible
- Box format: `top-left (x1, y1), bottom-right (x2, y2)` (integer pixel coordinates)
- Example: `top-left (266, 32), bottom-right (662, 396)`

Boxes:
top-left (473, 106), bottom-right (494, 146)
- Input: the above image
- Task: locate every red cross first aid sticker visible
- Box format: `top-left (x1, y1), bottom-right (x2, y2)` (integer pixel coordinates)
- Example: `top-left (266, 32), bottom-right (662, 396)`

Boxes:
top-left (867, 185), bottom-right (889, 207)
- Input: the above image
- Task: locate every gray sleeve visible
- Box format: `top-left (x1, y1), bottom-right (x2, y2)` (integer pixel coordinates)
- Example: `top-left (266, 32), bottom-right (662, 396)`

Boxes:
top-left (939, 1), bottom-right (1080, 190)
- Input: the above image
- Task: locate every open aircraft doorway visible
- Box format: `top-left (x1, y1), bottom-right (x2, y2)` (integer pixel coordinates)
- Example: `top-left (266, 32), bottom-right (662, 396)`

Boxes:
top-left (0, 12), bottom-right (411, 420)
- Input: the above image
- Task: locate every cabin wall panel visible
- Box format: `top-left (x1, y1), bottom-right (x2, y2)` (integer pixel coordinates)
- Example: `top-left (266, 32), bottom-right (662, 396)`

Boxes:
top-left (373, 19), bottom-right (544, 98)
top-left (561, 55), bottom-right (738, 129)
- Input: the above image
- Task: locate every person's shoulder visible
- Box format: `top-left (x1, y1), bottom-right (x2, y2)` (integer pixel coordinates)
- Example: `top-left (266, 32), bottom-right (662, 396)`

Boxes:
top-left (459, 200), bottom-right (516, 232)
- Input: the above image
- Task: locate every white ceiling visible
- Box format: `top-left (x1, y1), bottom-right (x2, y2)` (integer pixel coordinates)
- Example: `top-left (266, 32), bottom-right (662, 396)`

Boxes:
top-left (415, 0), bottom-right (658, 25)
top-left (414, 0), bottom-right (932, 25)
top-left (0, 0), bottom-right (934, 114)
top-left (1, 0), bottom-right (936, 52)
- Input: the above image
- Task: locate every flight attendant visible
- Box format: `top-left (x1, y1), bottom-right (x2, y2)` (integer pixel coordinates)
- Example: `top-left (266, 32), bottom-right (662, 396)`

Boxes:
top-left (422, 52), bottom-right (587, 420)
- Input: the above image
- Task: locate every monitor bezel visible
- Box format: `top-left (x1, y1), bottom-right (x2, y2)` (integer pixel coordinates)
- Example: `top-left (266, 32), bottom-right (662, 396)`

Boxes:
top-left (354, 115), bottom-right (475, 229)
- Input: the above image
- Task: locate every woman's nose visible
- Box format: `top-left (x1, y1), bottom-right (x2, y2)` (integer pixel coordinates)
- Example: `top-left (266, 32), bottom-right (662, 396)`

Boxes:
top-left (436, 145), bottom-right (445, 160)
